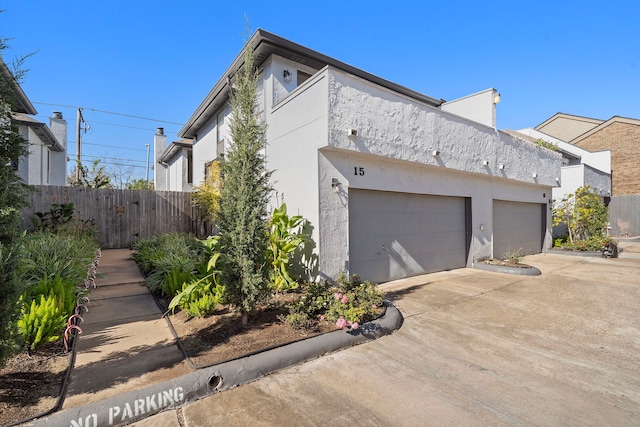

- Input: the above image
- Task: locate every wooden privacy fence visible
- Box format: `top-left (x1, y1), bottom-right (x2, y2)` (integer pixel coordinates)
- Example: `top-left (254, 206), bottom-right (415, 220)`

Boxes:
top-left (21, 186), bottom-right (211, 248)
top-left (609, 195), bottom-right (640, 237)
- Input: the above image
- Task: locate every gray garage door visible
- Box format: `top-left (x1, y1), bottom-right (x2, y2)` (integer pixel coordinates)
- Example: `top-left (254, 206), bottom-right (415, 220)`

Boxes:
top-left (493, 200), bottom-right (544, 258)
top-left (349, 189), bottom-right (469, 283)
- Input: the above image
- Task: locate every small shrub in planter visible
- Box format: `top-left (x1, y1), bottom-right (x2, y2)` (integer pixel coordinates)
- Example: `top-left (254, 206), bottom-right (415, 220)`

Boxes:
top-left (282, 274), bottom-right (384, 331)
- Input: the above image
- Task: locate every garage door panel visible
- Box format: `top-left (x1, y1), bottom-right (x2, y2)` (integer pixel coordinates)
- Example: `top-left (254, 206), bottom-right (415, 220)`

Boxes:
top-left (349, 190), bottom-right (468, 283)
top-left (493, 200), bottom-right (543, 257)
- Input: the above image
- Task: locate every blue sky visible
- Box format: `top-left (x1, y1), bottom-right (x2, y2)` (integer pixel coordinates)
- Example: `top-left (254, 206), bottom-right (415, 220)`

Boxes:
top-left (2, 1), bottom-right (638, 181)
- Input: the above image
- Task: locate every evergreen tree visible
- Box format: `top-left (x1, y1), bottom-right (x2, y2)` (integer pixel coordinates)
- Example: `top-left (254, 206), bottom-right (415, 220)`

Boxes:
top-left (0, 35), bottom-right (32, 365)
top-left (217, 32), bottom-right (272, 324)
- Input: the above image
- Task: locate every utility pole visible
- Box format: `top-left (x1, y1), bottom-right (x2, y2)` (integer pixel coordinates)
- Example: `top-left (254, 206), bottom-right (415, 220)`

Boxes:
top-left (145, 143), bottom-right (150, 186)
top-left (75, 107), bottom-right (85, 180)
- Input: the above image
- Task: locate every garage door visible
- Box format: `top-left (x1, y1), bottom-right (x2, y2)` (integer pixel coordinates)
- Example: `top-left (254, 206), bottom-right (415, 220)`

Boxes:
top-left (493, 200), bottom-right (544, 258)
top-left (349, 189), bottom-right (469, 283)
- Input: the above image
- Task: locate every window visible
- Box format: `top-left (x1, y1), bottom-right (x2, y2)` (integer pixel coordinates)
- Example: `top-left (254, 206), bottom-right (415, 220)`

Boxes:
top-left (187, 150), bottom-right (193, 184)
top-left (297, 70), bottom-right (312, 86)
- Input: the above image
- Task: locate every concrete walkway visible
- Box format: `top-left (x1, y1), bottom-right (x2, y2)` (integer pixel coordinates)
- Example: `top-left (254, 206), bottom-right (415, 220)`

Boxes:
top-left (22, 241), bottom-right (640, 426)
top-left (62, 249), bottom-right (190, 409)
top-left (134, 241), bottom-right (640, 427)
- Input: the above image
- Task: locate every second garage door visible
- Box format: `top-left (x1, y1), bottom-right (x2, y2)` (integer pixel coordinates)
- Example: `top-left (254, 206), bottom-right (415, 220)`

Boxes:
top-left (493, 200), bottom-right (544, 258)
top-left (349, 189), bottom-right (469, 283)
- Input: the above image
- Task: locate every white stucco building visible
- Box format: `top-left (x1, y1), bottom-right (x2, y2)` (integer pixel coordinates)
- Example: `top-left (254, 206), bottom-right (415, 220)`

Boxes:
top-left (153, 127), bottom-right (193, 191)
top-left (2, 59), bottom-right (67, 186)
top-left (512, 127), bottom-right (611, 203)
top-left (179, 30), bottom-right (561, 283)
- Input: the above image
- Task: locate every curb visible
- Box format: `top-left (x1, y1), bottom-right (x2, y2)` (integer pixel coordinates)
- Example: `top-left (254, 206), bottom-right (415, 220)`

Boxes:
top-left (472, 261), bottom-right (541, 276)
top-left (23, 300), bottom-right (403, 427)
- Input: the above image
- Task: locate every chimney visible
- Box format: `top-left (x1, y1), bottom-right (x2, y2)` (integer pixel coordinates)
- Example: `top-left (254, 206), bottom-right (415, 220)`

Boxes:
top-left (154, 127), bottom-right (168, 190)
top-left (49, 112), bottom-right (68, 185)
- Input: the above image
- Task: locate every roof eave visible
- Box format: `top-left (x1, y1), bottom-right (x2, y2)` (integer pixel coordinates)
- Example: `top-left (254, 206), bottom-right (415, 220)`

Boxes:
top-left (1, 59), bottom-right (37, 115)
top-left (179, 29), bottom-right (446, 139)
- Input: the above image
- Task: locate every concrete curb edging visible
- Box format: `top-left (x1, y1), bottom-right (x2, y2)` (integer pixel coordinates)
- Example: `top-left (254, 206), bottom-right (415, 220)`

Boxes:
top-left (473, 261), bottom-right (541, 276)
top-left (24, 301), bottom-right (403, 427)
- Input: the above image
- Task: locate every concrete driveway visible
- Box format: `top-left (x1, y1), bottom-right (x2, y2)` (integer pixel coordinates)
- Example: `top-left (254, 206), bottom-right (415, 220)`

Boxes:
top-left (140, 244), bottom-right (640, 426)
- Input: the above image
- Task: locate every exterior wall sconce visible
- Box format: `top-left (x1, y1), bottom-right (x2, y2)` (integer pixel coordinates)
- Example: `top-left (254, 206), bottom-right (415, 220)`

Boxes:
top-left (331, 178), bottom-right (341, 193)
top-left (498, 164), bottom-right (505, 170)
top-left (532, 173), bottom-right (537, 178)
top-left (555, 177), bottom-right (561, 186)
top-left (347, 128), bottom-right (357, 137)
top-left (432, 150), bottom-right (440, 157)
top-left (482, 160), bottom-right (489, 166)
top-left (283, 69), bottom-right (292, 83)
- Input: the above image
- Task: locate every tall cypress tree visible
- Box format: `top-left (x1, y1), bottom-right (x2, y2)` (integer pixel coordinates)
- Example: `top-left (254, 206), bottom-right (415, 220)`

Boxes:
top-left (218, 33), bottom-right (272, 324)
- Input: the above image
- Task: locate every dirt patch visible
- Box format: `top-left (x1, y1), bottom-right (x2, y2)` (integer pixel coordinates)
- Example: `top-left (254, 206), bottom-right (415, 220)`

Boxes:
top-left (170, 304), bottom-right (339, 368)
top-left (0, 294), bottom-right (344, 425)
top-left (0, 342), bottom-right (69, 426)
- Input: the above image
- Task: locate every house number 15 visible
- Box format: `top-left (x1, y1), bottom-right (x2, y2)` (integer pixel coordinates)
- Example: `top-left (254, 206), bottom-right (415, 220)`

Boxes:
top-left (354, 167), bottom-right (365, 176)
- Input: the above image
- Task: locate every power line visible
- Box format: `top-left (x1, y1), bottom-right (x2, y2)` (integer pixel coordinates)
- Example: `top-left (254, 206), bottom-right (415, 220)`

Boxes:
top-left (81, 142), bottom-right (148, 152)
top-left (69, 154), bottom-right (148, 164)
top-left (32, 101), bottom-right (184, 125)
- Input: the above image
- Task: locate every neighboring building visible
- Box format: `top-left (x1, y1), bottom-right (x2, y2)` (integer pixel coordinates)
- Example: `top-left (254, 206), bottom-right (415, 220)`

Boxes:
top-left (153, 127), bottom-right (193, 191)
top-left (507, 128), bottom-right (611, 201)
top-left (179, 29), bottom-right (561, 283)
top-left (536, 113), bottom-right (640, 235)
top-left (1, 59), bottom-right (67, 186)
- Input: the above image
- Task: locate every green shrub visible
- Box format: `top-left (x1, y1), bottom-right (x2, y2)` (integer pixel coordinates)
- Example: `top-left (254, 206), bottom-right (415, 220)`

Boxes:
top-left (162, 268), bottom-right (195, 299)
top-left (17, 292), bottom-right (67, 351)
top-left (169, 248), bottom-right (225, 317)
top-left (21, 232), bottom-right (98, 285)
top-left (0, 241), bottom-right (27, 365)
top-left (283, 274), bottom-right (384, 330)
top-left (267, 203), bottom-right (308, 292)
top-left (132, 232), bottom-right (206, 293)
top-left (22, 275), bottom-right (77, 316)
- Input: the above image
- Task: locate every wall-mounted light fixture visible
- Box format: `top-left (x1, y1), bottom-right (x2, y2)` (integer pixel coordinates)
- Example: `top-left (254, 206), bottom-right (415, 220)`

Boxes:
top-left (283, 69), bottom-right (292, 83)
top-left (347, 128), bottom-right (357, 137)
top-left (432, 150), bottom-right (440, 157)
top-left (498, 164), bottom-right (505, 170)
top-left (479, 224), bottom-right (485, 231)
top-left (532, 173), bottom-right (537, 178)
top-left (493, 93), bottom-right (501, 104)
top-left (482, 160), bottom-right (489, 166)
top-left (331, 178), bottom-right (341, 193)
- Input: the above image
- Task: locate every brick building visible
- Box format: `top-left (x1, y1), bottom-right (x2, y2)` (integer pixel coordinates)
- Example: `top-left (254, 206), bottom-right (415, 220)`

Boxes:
top-left (536, 113), bottom-right (640, 235)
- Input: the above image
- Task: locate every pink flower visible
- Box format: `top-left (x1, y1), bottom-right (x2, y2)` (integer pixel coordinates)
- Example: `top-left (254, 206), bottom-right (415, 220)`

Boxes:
top-left (336, 318), bottom-right (347, 329)
top-left (340, 295), bottom-right (349, 304)
top-left (350, 322), bottom-right (360, 330)
top-left (334, 293), bottom-right (342, 300)
top-left (319, 315), bottom-right (325, 321)
top-left (372, 304), bottom-right (377, 308)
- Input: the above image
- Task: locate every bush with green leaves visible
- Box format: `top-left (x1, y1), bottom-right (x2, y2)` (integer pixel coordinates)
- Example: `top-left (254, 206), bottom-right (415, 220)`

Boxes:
top-left (169, 238), bottom-right (225, 317)
top-left (268, 203), bottom-right (308, 292)
top-left (553, 186), bottom-right (608, 245)
top-left (15, 232), bottom-right (98, 351)
top-left (21, 232), bottom-right (98, 285)
top-left (17, 292), bottom-right (68, 351)
top-left (31, 202), bottom-right (75, 232)
top-left (132, 232), bottom-right (209, 296)
top-left (283, 274), bottom-right (384, 330)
